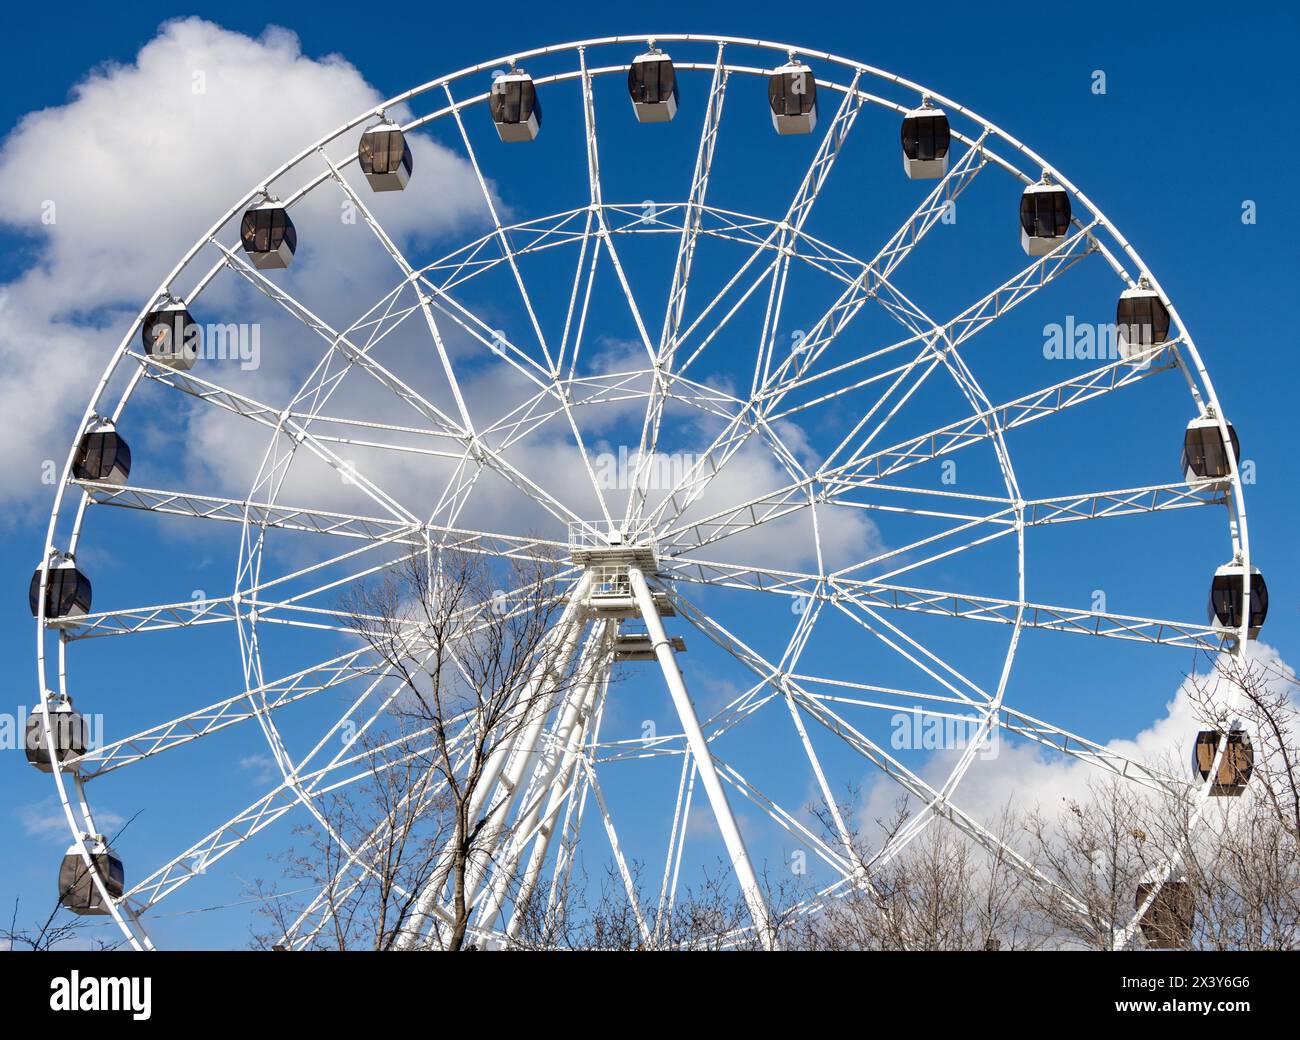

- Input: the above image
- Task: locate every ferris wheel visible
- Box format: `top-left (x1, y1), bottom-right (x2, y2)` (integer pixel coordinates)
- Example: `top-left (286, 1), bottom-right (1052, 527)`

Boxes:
top-left (29, 34), bottom-right (1266, 951)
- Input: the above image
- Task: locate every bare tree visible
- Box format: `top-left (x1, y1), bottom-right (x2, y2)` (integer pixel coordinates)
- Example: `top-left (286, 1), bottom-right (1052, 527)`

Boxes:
top-left (342, 546), bottom-right (577, 951)
top-left (509, 859), bottom-right (800, 951)
top-left (1173, 652), bottom-right (1300, 949)
top-left (1023, 777), bottom-right (1167, 949)
top-left (2, 896), bottom-right (117, 952)
top-left (800, 792), bottom-right (1046, 951)
top-left (251, 728), bottom-right (449, 950)
top-left (249, 609), bottom-right (1300, 951)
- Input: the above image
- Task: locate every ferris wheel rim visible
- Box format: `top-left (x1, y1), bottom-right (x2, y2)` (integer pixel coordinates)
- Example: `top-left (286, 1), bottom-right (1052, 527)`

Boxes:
top-left (34, 34), bottom-right (1252, 951)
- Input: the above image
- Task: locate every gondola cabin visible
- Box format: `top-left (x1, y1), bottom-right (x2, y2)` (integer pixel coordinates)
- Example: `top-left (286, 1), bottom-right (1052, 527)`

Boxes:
top-left (141, 301), bottom-right (199, 371)
top-left (59, 839), bottom-right (124, 916)
top-left (1208, 561), bottom-right (1268, 639)
top-left (1192, 729), bottom-right (1253, 796)
top-left (900, 103), bottom-right (950, 179)
top-left (73, 420), bottom-right (131, 485)
top-left (240, 202), bottom-right (297, 270)
top-left (358, 121), bottom-right (413, 192)
top-left (1116, 284), bottom-right (1170, 353)
top-left (490, 70), bottom-right (542, 142)
top-left (25, 695), bottom-right (87, 772)
top-left (768, 63), bottom-right (817, 135)
top-left (1135, 878), bottom-right (1194, 949)
top-left (29, 556), bottom-right (92, 620)
top-left (1019, 181), bottom-right (1071, 256)
top-left (628, 51), bottom-right (678, 123)
top-left (1182, 416), bottom-right (1240, 485)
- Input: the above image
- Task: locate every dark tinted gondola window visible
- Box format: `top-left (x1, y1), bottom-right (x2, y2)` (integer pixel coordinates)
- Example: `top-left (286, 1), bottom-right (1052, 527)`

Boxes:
top-left (1210, 571), bottom-right (1268, 629)
top-left (73, 431), bottom-right (130, 482)
top-left (901, 114), bottom-right (950, 161)
top-left (29, 565), bottom-right (92, 618)
top-left (1116, 293), bottom-right (1170, 345)
top-left (142, 308), bottom-right (196, 358)
top-left (491, 78), bottom-right (540, 125)
top-left (769, 71), bottom-right (816, 116)
top-left (241, 208), bottom-right (296, 254)
top-left (1182, 423), bottom-right (1239, 478)
top-left (630, 59), bottom-right (676, 105)
top-left (1020, 189), bottom-right (1071, 237)
top-left (360, 130), bottom-right (411, 176)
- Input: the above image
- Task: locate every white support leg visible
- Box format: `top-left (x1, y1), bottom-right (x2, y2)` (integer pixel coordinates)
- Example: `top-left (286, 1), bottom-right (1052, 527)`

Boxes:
top-left (475, 621), bottom-right (613, 932)
top-left (627, 565), bottom-right (775, 949)
top-left (450, 611), bottom-right (591, 927)
top-left (392, 571), bottom-right (593, 949)
top-left (502, 658), bottom-right (604, 938)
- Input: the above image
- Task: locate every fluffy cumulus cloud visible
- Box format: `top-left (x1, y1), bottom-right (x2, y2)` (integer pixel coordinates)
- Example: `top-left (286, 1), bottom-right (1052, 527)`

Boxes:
top-left (855, 640), bottom-right (1298, 846)
top-left (0, 15), bottom-right (878, 587)
top-left (0, 17), bottom-right (486, 519)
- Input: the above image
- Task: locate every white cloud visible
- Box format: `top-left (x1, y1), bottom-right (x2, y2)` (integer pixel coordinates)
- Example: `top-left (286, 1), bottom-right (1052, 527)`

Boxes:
top-left (855, 641), bottom-right (1298, 846)
top-left (0, 17), bottom-right (487, 520)
top-left (238, 752), bottom-right (279, 785)
top-left (18, 797), bottom-right (125, 844)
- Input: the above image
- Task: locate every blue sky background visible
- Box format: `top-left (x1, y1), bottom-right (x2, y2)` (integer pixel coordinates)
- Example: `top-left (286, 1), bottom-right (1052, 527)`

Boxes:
top-left (2, 0), bottom-right (1297, 949)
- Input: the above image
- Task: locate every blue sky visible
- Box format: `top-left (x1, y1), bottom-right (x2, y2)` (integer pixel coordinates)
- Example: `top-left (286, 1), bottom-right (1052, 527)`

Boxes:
top-left (2, 1), bottom-right (1297, 949)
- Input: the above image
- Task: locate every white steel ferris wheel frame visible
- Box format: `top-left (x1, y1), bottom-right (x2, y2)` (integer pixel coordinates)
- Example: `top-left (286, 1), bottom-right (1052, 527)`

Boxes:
top-left (34, 33), bottom-right (1255, 952)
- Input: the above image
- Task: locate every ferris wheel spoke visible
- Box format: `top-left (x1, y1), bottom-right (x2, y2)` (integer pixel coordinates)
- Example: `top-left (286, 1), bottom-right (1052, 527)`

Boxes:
top-left (147, 669), bottom-right (499, 920)
top-left (71, 644), bottom-right (388, 777)
top-left (136, 354), bottom-right (420, 526)
top-left (626, 45), bottom-right (729, 526)
top-left (819, 220), bottom-right (1104, 475)
top-left (658, 43), bottom-right (728, 369)
top-left (630, 77), bottom-right (870, 537)
top-left (755, 215), bottom-right (1100, 474)
top-left (78, 480), bottom-right (417, 545)
top-left (993, 704), bottom-right (1182, 794)
top-left (754, 68), bottom-right (866, 392)
top-left (283, 715), bottom-right (493, 952)
top-left (53, 550), bottom-right (568, 647)
top-left (673, 584), bottom-right (985, 738)
top-left (413, 208), bottom-right (603, 346)
top-left (409, 276), bottom-right (588, 419)
top-left (668, 67), bottom-right (865, 388)
top-left (624, 77), bottom-right (871, 539)
top-left (645, 220), bottom-right (1102, 544)
top-left (317, 147), bottom-right (478, 434)
top-left (53, 595), bottom-right (239, 640)
top-left (484, 370), bottom-right (665, 449)
top-left (393, 280), bottom-right (616, 527)
top-left (544, 65), bottom-right (660, 529)
top-left (799, 690), bottom-right (1092, 926)
top-left (126, 715), bottom-right (454, 911)
top-left (711, 755), bottom-right (855, 880)
top-left (829, 595), bottom-right (993, 706)
top-left (578, 51), bottom-right (657, 365)
top-left (789, 673), bottom-right (989, 715)
top-left (246, 558), bottom-right (578, 643)
top-left (443, 81), bottom-right (555, 373)
top-left (655, 344), bottom-right (1178, 557)
top-left (281, 758), bottom-right (455, 949)
top-left (831, 477), bottom-right (1226, 588)
top-left (664, 214), bottom-right (867, 386)
top-left (670, 555), bottom-right (1222, 650)
top-left (669, 584), bottom-right (1091, 922)
top-left (757, 131), bottom-right (993, 416)
top-left (212, 240), bottom-right (590, 532)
